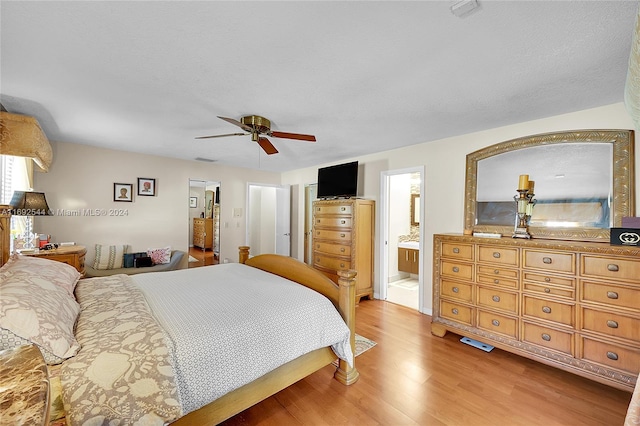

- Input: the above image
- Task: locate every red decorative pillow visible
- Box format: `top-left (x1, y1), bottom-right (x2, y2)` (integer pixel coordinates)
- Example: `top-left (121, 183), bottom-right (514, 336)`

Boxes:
top-left (147, 246), bottom-right (171, 265)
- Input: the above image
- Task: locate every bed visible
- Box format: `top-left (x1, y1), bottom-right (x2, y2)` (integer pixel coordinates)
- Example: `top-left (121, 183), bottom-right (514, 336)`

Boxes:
top-left (0, 207), bottom-right (359, 424)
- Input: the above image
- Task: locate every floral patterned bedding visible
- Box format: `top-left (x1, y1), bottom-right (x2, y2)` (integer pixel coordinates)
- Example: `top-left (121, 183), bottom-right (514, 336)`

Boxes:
top-left (60, 275), bottom-right (182, 425)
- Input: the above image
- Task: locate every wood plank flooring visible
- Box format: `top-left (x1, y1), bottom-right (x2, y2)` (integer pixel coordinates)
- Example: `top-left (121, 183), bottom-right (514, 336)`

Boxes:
top-left (221, 300), bottom-right (633, 425)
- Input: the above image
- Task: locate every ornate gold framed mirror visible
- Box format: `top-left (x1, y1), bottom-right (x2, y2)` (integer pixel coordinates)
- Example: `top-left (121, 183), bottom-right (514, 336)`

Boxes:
top-left (464, 129), bottom-right (635, 241)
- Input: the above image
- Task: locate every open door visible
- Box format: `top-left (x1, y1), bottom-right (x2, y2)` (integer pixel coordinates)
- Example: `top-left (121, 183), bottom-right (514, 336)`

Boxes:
top-left (247, 183), bottom-right (291, 257)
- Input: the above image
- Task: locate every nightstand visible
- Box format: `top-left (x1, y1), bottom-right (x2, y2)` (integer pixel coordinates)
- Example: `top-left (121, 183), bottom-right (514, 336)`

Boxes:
top-left (0, 345), bottom-right (50, 425)
top-left (20, 245), bottom-right (87, 276)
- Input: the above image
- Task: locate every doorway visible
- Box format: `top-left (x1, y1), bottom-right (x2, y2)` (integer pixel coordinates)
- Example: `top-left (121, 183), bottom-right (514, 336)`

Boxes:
top-left (246, 183), bottom-right (291, 257)
top-left (379, 167), bottom-right (424, 312)
top-left (188, 179), bottom-right (220, 268)
top-left (303, 183), bottom-right (317, 265)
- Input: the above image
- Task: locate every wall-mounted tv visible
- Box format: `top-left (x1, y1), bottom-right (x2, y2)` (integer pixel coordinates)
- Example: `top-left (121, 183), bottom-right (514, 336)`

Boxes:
top-left (317, 161), bottom-right (358, 199)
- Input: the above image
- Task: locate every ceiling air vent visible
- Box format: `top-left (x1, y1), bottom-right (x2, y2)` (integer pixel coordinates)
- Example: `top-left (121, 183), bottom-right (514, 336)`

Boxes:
top-left (195, 157), bottom-right (216, 163)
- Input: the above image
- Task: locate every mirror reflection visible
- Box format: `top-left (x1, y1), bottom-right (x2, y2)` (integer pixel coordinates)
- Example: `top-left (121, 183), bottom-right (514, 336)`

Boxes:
top-left (465, 130), bottom-right (635, 241)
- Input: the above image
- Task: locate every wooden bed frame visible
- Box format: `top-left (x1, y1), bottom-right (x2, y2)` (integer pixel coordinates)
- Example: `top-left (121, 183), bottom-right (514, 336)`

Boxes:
top-left (0, 211), bottom-right (359, 424)
top-left (173, 246), bottom-right (359, 424)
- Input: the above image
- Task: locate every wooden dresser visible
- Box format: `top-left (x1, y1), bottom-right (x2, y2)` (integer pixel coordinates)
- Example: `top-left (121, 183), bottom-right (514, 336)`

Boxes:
top-left (312, 199), bottom-right (374, 303)
top-left (22, 245), bottom-right (87, 276)
top-left (432, 234), bottom-right (640, 391)
top-left (193, 218), bottom-right (214, 250)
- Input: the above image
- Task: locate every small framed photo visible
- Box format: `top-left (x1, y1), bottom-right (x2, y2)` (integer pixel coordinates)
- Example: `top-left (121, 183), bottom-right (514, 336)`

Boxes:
top-left (189, 197), bottom-right (197, 208)
top-left (138, 178), bottom-right (156, 196)
top-left (114, 183), bottom-right (133, 202)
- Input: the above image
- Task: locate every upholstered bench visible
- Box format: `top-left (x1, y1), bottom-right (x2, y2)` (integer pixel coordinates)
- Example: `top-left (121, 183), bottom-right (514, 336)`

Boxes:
top-left (84, 250), bottom-right (186, 277)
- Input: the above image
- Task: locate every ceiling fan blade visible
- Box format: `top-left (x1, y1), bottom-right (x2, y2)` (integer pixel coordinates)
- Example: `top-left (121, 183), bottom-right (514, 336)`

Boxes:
top-left (195, 132), bottom-right (246, 139)
top-left (218, 116), bottom-right (253, 132)
top-left (258, 137), bottom-right (279, 155)
top-left (270, 131), bottom-right (316, 142)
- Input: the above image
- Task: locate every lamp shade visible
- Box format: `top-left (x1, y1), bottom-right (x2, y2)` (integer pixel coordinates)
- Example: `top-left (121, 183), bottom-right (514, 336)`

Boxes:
top-left (9, 191), bottom-right (52, 216)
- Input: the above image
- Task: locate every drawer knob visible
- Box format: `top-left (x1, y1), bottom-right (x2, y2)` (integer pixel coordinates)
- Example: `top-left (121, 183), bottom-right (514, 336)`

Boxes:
top-left (340, 247), bottom-right (345, 252)
top-left (341, 220), bottom-right (346, 224)
top-left (606, 320), bottom-right (619, 329)
top-left (606, 351), bottom-right (619, 361)
top-left (544, 277), bottom-right (551, 282)
top-left (494, 279), bottom-right (500, 284)
top-left (493, 252), bottom-right (501, 258)
top-left (452, 267), bottom-right (459, 273)
top-left (340, 263), bottom-right (345, 268)
top-left (494, 269), bottom-right (500, 274)
top-left (607, 291), bottom-right (619, 299)
top-left (492, 295), bottom-right (500, 303)
top-left (453, 248), bottom-right (460, 254)
top-left (340, 234), bottom-right (345, 238)
top-left (544, 288), bottom-right (551, 293)
top-left (543, 257), bottom-right (552, 264)
top-left (341, 207), bottom-right (346, 211)
top-left (607, 264), bottom-right (619, 272)
top-left (317, 219), bottom-right (320, 223)
top-left (452, 308), bottom-right (459, 315)
top-left (541, 333), bottom-right (551, 341)
top-left (452, 287), bottom-right (459, 293)
top-left (542, 306), bottom-right (552, 314)
top-left (491, 319), bottom-right (500, 327)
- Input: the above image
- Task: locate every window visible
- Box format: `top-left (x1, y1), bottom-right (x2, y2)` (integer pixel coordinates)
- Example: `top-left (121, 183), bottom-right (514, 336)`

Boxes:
top-left (0, 155), bottom-right (33, 245)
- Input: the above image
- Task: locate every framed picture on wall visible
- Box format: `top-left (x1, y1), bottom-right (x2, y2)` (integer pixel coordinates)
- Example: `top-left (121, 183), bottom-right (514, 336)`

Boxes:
top-left (189, 197), bottom-right (197, 208)
top-left (114, 183), bottom-right (133, 202)
top-left (137, 178), bottom-right (156, 196)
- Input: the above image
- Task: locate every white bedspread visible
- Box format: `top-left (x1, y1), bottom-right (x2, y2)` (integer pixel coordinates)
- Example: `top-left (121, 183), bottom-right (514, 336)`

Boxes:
top-left (132, 263), bottom-right (353, 414)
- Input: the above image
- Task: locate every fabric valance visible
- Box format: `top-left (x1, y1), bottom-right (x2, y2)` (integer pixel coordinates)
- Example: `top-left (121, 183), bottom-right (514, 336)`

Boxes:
top-left (0, 111), bottom-right (52, 172)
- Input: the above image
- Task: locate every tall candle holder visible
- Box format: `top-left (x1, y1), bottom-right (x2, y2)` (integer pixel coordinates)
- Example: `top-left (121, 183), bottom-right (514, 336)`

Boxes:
top-left (512, 189), bottom-right (535, 239)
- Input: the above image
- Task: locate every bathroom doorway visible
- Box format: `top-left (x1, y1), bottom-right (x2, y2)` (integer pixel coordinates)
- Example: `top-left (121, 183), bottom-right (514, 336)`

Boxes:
top-left (379, 167), bottom-right (424, 311)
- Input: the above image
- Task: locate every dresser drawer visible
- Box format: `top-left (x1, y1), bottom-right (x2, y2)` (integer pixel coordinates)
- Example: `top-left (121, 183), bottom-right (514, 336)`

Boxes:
top-left (477, 265), bottom-right (519, 279)
top-left (440, 300), bottom-right (473, 326)
top-left (523, 295), bottom-right (575, 327)
top-left (478, 245), bottom-right (519, 267)
top-left (523, 250), bottom-right (575, 274)
top-left (440, 279), bottom-right (473, 303)
top-left (440, 261), bottom-right (473, 281)
top-left (522, 271), bottom-right (575, 288)
top-left (582, 255), bottom-right (640, 283)
top-left (315, 204), bottom-right (353, 215)
top-left (522, 321), bottom-right (573, 355)
top-left (441, 242), bottom-right (474, 261)
top-left (581, 308), bottom-right (640, 342)
top-left (314, 241), bottom-right (351, 257)
top-left (478, 310), bottom-right (517, 339)
top-left (580, 281), bottom-right (640, 311)
top-left (477, 274), bottom-right (519, 289)
top-left (314, 216), bottom-right (352, 228)
top-left (313, 254), bottom-right (351, 271)
top-left (314, 229), bottom-right (351, 242)
top-left (476, 287), bottom-right (518, 314)
top-left (581, 336), bottom-right (640, 375)
top-left (523, 282), bottom-right (574, 300)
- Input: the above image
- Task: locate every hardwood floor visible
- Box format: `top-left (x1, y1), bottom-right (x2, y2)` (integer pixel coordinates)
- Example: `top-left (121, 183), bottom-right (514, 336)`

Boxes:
top-left (222, 300), bottom-right (632, 425)
top-left (188, 246), bottom-right (219, 268)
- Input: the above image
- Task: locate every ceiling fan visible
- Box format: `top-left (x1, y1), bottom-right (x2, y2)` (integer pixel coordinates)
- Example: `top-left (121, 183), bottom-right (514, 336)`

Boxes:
top-left (196, 115), bottom-right (316, 155)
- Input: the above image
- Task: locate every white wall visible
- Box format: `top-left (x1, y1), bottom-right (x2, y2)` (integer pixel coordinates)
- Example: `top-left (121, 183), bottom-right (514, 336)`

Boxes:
top-left (34, 141), bottom-right (280, 265)
top-left (282, 102), bottom-right (638, 314)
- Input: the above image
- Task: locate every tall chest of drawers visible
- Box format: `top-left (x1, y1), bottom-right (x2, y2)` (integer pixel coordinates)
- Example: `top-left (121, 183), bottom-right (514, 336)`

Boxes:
top-left (432, 234), bottom-right (640, 391)
top-left (312, 199), bottom-right (375, 303)
top-left (193, 218), bottom-right (214, 250)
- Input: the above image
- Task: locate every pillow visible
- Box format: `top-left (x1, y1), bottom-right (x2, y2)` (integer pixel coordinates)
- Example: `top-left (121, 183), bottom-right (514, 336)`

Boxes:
top-left (0, 260), bottom-right (81, 364)
top-left (0, 254), bottom-right (81, 297)
top-left (93, 244), bottom-right (127, 270)
top-left (147, 246), bottom-right (171, 265)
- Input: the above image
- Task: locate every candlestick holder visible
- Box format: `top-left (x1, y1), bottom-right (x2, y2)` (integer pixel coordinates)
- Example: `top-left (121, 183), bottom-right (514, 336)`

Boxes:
top-left (513, 189), bottom-right (535, 239)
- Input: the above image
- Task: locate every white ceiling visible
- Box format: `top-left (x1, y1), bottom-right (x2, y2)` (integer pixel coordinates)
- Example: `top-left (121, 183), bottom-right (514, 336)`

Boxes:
top-left (1, 1), bottom-right (638, 173)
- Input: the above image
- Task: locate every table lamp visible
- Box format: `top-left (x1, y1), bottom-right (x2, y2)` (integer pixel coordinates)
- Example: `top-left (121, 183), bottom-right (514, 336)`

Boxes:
top-left (9, 191), bottom-right (52, 249)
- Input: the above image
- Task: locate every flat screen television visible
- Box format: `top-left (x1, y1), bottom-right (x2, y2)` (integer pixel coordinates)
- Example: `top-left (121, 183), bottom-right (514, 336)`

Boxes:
top-left (317, 161), bottom-right (358, 199)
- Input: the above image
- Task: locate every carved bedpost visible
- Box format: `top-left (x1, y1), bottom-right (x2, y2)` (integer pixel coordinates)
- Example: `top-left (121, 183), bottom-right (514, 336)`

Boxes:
top-left (0, 204), bottom-right (11, 267)
top-left (334, 269), bottom-right (360, 385)
top-left (238, 246), bottom-right (250, 264)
